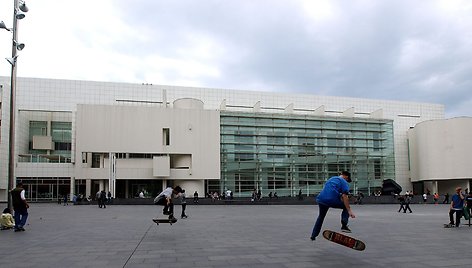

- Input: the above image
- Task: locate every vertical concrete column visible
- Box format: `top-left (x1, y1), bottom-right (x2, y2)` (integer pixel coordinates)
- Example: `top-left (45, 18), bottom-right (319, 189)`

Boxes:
top-left (85, 179), bottom-right (91, 199)
top-left (70, 177), bottom-right (75, 201)
top-left (99, 180), bottom-right (104, 191)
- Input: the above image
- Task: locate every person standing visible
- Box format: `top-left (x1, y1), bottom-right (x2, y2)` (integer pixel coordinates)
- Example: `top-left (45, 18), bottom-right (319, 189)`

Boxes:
top-left (11, 182), bottom-right (29, 232)
top-left (99, 190), bottom-right (107, 209)
top-left (193, 191), bottom-right (199, 204)
top-left (448, 187), bottom-right (465, 227)
top-left (310, 171), bottom-right (355, 241)
top-left (180, 189), bottom-right (188, 219)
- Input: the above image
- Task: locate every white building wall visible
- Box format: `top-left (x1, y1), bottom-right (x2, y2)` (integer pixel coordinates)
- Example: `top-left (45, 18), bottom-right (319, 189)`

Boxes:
top-left (0, 76), bottom-right (446, 201)
top-left (74, 104), bottom-right (220, 182)
top-left (408, 117), bottom-right (472, 193)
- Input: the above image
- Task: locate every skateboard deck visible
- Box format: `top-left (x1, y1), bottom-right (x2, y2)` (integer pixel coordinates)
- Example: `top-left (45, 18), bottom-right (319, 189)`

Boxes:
top-left (152, 218), bottom-right (177, 225)
top-left (322, 230), bottom-right (366, 251)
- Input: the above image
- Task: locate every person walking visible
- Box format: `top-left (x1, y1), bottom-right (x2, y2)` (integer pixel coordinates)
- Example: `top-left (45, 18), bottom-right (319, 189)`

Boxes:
top-left (448, 187), bottom-right (464, 227)
top-left (310, 171), bottom-right (355, 241)
top-left (180, 189), bottom-right (188, 219)
top-left (403, 193), bottom-right (413, 213)
top-left (11, 182), bottom-right (29, 232)
top-left (443, 193), bottom-right (450, 204)
top-left (398, 195), bottom-right (406, 212)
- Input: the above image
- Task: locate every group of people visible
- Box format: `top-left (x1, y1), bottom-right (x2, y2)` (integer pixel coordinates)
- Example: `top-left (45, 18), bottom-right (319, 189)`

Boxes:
top-left (0, 182), bottom-right (29, 232)
top-left (96, 190), bottom-right (112, 208)
top-left (3, 177), bottom-right (472, 237)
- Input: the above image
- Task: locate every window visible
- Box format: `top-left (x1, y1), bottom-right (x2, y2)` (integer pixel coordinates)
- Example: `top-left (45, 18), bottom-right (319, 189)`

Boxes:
top-left (163, 128), bottom-right (170, 146)
top-left (91, 153), bottom-right (101, 168)
top-left (82, 152), bottom-right (88, 163)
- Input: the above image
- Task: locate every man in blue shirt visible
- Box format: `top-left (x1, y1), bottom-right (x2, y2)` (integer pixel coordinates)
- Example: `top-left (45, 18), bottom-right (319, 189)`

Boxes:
top-left (448, 187), bottom-right (465, 227)
top-left (311, 171), bottom-right (355, 241)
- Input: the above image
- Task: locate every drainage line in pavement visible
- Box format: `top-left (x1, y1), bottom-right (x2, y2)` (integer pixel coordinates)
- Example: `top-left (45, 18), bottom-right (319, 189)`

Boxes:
top-left (123, 223), bottom-right (153, 267)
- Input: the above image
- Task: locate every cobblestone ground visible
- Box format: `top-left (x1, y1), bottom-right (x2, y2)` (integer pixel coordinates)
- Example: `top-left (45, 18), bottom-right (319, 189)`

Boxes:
top-left (0, 203), bottom-right (469, 267)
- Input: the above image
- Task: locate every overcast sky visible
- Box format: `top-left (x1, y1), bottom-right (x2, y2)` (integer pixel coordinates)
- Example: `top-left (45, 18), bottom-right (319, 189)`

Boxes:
top-left (1, 0), bottom-right (471, 118)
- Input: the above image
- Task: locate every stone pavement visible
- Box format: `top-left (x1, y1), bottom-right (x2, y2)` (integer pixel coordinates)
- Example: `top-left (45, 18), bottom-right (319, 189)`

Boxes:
top-left (0, 203), bottom-right (470, 268)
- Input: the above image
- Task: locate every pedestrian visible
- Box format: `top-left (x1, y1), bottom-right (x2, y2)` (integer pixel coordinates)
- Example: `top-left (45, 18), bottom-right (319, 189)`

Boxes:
top-left (180, 189), bottom-right (188, 219)
top-left (433, 193), bottom-right (439, 205)
top-left (467, 192), bottom-right (472, 215)
top-left (99, 190), bottom-right (107, 208)
top-left (403, 194), bottom-right (413, 213)
top-left (153, 186), bottom-right (182, 221)
top-left (193, 191), bottom-right (199, 204)
top-left (422, 193), bottom-right (427, 203)
top-left (448, 187), bottom-right (464, 227)
top-left (310, 171), bottom-right (355, 241)
top-left (397, 195), bottom-right (406, 212)
top-left (63, 194), bottom-right (68, 206)
top-left (107, 191), bottom-right (112, 204)
top-left (11, 182), bottom-right (29, 232)
top-left (0, 208), bottom-right (15, 230)
top-left (443, 193), bottom-right (450, 204)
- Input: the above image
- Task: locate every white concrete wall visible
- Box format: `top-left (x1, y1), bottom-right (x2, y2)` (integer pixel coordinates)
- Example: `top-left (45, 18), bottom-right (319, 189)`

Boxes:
top-left (74, 104), bottom-right (220, 181)
top-left (0, 76), bottom-right (447, 201)
top-left (408, 117), bottom-right (472, 183)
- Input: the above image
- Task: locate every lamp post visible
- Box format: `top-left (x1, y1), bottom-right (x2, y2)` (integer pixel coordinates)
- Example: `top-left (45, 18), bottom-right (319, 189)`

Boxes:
top-left (1, 0), bottom-right (28, 210)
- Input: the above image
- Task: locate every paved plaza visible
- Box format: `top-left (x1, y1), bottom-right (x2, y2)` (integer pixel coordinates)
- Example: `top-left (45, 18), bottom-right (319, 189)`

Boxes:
top-left (0, 203), bottom-right (470, 268)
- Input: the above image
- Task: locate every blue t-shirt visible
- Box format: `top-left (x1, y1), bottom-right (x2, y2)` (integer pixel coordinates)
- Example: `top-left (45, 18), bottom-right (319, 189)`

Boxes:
top-left (451, 193), bottom-right (464, 210)
top-left (316, 176), bottom-right (350, 206)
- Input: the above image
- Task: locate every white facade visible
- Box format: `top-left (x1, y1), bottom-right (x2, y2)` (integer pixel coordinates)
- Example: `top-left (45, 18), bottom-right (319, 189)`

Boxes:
top-left (408, 117), bottom-right (472, 194)
top-left (0, 76), bottom-right (445, 201)
top-left (74, 103), bottom-right (220, 197)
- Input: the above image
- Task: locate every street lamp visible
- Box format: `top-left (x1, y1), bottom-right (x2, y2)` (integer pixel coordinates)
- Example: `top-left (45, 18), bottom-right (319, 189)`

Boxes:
top-left (1, 0), bottom-right (29, 210)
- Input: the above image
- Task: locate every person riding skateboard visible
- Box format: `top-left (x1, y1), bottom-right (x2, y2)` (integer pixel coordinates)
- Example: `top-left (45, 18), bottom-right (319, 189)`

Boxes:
top-left (154, 186), bottom-right (182, 221)
top-left (310, 171), bottom-right (355, 241)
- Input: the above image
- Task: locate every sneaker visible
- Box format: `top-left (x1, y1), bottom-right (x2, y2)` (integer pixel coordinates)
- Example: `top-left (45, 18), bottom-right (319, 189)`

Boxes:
top-left (310, 236), bottom-right (316, 241)
top-left (341, 226), bottom-right (352, 233)
top-left (163, 211), bottom-right (171, 215)
top-left (168, 216), bottom-right (177, 222)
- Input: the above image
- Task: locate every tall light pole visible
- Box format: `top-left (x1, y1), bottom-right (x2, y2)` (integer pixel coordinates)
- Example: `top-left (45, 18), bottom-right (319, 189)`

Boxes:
top-left (1, 0), bottom-right (28, 210)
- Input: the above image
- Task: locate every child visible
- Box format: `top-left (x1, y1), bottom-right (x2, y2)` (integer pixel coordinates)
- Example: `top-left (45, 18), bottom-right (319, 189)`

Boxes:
top-left (1, 208), bottom-right (15, 230)
top-left (153, 186), bottom-right (182, 221)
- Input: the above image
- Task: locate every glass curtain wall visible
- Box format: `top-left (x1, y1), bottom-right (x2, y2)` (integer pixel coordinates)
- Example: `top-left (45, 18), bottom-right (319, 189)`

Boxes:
top-left (214, 112), bottom-right (395, 197)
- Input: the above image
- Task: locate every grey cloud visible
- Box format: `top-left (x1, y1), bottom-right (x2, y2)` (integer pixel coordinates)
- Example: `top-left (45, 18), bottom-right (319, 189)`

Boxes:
top-left (113, 0), bottom-right (472, 117)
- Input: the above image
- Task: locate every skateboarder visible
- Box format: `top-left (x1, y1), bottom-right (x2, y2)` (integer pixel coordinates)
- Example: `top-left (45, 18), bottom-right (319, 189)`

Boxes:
top-left (310, 171), bottom-right (355, 241)
top-left (154, 186), bottom-right (183, 221)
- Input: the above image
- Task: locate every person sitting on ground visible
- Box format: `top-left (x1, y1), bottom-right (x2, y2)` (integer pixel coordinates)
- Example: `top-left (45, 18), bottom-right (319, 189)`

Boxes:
top-left (0, 208), bottom-right (15, 230)
top-left (154, 186), bottom-right (183, 221)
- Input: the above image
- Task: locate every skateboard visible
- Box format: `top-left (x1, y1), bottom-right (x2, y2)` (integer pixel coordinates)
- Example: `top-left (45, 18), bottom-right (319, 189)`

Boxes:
top-left (152, 218), bottom-right (177, 225)
top-left (322, 230), bottom-right (366, 251)
top-left (443, 223), bottom-right (456, 228)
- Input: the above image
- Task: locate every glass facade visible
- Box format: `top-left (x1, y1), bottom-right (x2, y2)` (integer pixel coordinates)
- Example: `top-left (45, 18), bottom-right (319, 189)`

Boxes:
top-left (213, 111), bottom-right (395, 197)
top-left (26, 120), bottom-right (72, 163)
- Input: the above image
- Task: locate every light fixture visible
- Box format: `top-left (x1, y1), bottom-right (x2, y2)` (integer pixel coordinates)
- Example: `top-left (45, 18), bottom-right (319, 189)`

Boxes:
top-left (13, 40), bottom-right (24, 50)
top-left (5, 55), bottom-right (18, 66)
top-left (19, 2), bottom-right (28, 12)
top-left (0, 20), bottom-right (12, 31)
top-left (15, 13), bottom-right (26, 20)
